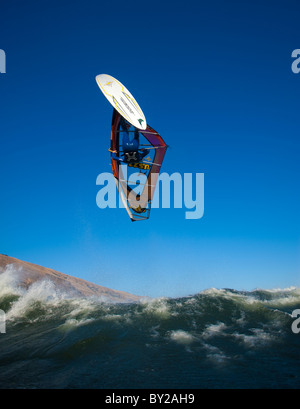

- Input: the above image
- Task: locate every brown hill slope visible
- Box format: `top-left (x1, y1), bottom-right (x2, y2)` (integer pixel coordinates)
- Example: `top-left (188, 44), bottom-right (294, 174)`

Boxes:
top-left (0, 254), bottom-right (140, 302)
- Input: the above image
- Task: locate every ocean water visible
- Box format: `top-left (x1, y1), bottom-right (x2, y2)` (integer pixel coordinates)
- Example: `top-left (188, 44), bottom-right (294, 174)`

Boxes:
top-left (0, 267), bottom-right (300, 389)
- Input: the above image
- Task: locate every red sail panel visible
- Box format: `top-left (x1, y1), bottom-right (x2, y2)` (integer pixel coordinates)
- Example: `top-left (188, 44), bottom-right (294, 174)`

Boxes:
top-left (110, 109), bottom-right (167, 221)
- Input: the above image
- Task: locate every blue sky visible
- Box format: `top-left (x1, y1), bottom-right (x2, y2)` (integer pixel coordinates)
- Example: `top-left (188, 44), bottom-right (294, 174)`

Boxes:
top-left (0, 0), bottom-right (299, 297)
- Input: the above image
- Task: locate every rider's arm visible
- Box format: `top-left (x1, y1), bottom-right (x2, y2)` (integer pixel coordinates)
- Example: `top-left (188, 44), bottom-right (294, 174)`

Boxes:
top-left (111, 151), bottom-right (123, 162)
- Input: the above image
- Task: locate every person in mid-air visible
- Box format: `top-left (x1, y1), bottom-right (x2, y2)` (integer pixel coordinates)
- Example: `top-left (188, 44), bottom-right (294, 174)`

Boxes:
top-left (111, 118), bottom-right (149, 164)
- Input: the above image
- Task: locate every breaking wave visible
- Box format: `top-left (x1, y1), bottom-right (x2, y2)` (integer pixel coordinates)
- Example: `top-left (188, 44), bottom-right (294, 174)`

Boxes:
top-left (0, 267), bottom-right (300, 388)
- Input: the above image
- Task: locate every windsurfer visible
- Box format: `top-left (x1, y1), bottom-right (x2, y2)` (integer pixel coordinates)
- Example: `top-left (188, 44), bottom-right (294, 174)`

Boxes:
top-left (111, 120), bottom-right (149, 164)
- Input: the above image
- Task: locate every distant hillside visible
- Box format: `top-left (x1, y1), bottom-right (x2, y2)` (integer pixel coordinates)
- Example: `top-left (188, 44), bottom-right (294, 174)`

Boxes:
top-left (0, 254), bottom-right (140, 303)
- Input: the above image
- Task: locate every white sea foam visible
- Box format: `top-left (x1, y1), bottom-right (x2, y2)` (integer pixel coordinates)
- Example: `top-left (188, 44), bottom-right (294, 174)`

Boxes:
top-left (200, 287), bottom-right (300, 312)
top-left (6, 279), bottom-right (66, 320)
top-left (60, 317), bottom-right (95, 330)
top-left (141, 297), bottom-right (171, 319)
top-left (0, 264), bottom-right (25, 297)
top-left (202, 342), bottom-right (228, 364)
top-left (256, 286), bottom-right (298, 293)
top-left (0, 264), bottom-right (120, 323)
top-left (202, 322), bottom-right (228, 339)
top-left (169, 329), bottom-right (195, 345)
top-left (233, 328), bottom-right (277, 348)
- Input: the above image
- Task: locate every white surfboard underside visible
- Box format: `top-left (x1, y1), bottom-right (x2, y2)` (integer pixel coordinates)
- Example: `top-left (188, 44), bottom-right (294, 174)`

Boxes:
top-left (96, 74), bottom-right (147, 130)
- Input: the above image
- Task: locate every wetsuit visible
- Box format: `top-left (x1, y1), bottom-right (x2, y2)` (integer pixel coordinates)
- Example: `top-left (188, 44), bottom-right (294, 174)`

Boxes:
top-left (112, 127), bottom-right (149, 163)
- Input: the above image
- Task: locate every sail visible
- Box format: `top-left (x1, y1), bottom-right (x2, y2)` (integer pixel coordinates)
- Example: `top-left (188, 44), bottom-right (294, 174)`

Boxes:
top-left (110, 109), bottom-right (167, 221)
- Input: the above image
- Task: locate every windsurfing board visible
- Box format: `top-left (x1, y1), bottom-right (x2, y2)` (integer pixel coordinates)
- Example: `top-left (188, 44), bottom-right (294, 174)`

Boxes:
top-left (96, 74), bottom-right (147, 130)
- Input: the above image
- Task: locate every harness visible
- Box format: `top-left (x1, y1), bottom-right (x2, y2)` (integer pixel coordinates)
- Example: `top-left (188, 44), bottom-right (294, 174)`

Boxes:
top-left (124, 151), bottom-right (139, 163)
